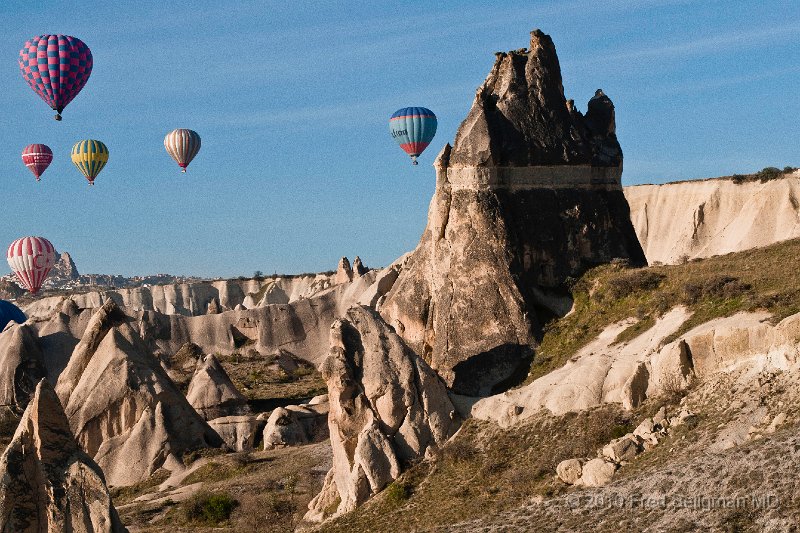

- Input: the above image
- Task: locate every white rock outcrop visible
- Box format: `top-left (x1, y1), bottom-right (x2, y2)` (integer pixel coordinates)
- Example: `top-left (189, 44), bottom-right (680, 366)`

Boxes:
top-left (625, 175), bottom-right (800, 265)
top-left (207, 415), bottom-right (258, 451)
top-left (473, 307), bottom-right (800, 427)
top-left (262, 402), bottom-right (328, 449)
top-left (0, 380), bottom-right (126, 532)
top-left (186, 354), bottom-right (250, 420)
top-left (305, 306), bottom-right (460, 521)
top-left (54, 301), bottom-right (222, 487)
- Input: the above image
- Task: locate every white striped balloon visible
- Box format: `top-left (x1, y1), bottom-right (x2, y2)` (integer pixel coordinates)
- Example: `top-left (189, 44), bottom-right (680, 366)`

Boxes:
top-left (6, 236), bottom-right (56, 294)
top-left (164, 128), bottom-right (201, 172)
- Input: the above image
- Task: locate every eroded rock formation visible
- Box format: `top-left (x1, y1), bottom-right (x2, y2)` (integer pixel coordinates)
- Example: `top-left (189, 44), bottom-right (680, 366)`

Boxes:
top-left (382, 29), bottom-right (645, 395)
top-left (335, 257), bottom-right (354, 284)
top-left (306, 306), bottom-right (459, 521)
top-left (0, 380), bottom-right (125, 532)
top-left (25, 268), bottom-right (386, 369)
top-left (0, 324), bottom-right (46, 415)
top-left (186, 354), bottom-right (250, 420)
top-left (55, 301), bottom-right (222, 487)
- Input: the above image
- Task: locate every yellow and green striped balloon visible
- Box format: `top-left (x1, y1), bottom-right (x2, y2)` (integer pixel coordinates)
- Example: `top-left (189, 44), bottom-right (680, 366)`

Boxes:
top-left (71, 139), bottom-right (109, 185)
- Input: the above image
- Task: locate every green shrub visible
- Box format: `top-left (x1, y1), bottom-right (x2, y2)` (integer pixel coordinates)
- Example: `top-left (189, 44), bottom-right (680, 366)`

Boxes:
top-left (384, 480), bottom-right (412, 505)
top-left (756, 166), bottom-right (783, 182)
top-left (184, 491), bottom-right (238, 524)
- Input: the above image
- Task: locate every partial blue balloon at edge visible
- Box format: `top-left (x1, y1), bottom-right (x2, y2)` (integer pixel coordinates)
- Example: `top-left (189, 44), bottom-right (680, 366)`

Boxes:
top-left (0, 300), bottom-right (26, 332)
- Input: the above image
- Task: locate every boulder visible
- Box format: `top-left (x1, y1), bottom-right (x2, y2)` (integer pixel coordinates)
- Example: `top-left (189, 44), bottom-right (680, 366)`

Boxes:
top-left (578, 458), bottom-right (617, 487)
top-left (633, 417), bottom-right (660, 445)
top-left (0, 380), bottom-right (125, 532)
top-left (556, 458), bottom-right (583, 485)
top-left (381, 29), bottom-right (645, 395)
top-left (601, 434), bottom-right (641, 464)
top-left (621, 362), bottom-right (649, 410)
top-left (262, 403), bottom-right (328, 449)
top-left (305, 306), bottom-right (459, 520)
top-left (186, 354), bottom-right (250, 420)
top-left (208, 415), bottom-right (258, 451)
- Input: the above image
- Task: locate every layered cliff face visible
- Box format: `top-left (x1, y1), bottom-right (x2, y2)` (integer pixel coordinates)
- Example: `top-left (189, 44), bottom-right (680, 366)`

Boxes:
top-left (625, 174), bottom-right (800, 264)
top-left (25, 267), bottom-right (394, 368)
top-left (382, 30), bottom-right (645, 395)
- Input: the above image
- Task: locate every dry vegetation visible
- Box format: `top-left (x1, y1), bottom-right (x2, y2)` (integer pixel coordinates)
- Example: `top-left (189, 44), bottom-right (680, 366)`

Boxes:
top-left (316, 405), bottom-right (636, 533)
top-left (219, 351), bottom-right (326, 403)
top-left (117, 442), bottom-right (331, 532)
top-left (527, 238), bottom-right (800, 384)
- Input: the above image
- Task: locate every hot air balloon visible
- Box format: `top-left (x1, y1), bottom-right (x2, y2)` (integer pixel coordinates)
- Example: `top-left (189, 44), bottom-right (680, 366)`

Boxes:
top-left (0, 300), bottom-right (26, 331)
top-left (18, 35), bottom-right (93, 121)
top-left (7, 236), bottom-right (56, 295)
top-left (164, 129), bottom-right (201, 172)
top-left (21, 144), bottom-right (53, 181)
top-left (389, 107), bottom-right (437, 165)
top-left (71, 140), bottom-right (109, 185)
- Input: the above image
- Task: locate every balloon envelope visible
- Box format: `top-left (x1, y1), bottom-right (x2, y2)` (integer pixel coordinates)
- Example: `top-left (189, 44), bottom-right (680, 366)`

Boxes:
top-left (21, 144), bottom-right (53, 181)
top-left (19, 35), bottom-right (92, 120)
top-left (164, 129), bottom-right (201, 172)
top-left (389, 107), bottom-right (437, 165)
top-left (0, 300), bottom-right (26, 331)
top-left (71, 140), bottom-right (109, 185)
top-left (7, 237), bottom-right (56, 294)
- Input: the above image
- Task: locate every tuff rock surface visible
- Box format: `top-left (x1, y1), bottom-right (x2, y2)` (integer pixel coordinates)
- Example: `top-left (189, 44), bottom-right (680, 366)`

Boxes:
top-left (381, 29), bottom-right (645, 395)
top-left (54, 301), bottom-right (222, 487)
top-left (262, 402), bottom-right (329, 450)
top-left (305, 306), bottom-right (459, 521)
top-left (0, 323), bottom-right (46, 415)
top-left (0, 380), bottom-right (125, 532)
top-left (335, 257), bottom-right (354, 284)
top-left (26, 268), bottom-right (387, 369)
top-left (186, 354), bottom-right (250, 420)
top-left (625, 175), bottom-right (800, 264)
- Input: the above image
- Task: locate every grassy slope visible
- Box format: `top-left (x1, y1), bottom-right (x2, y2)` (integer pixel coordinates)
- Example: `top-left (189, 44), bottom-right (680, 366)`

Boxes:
top-left (219, 352), bottom-right (326, 402)
top-left (316, 238), bottom-right (800, 532)
top-left (317, 406), bottom-right (636, 533)
top-left (528, 238), bottom-right (800, 384)
top-left (118, 442), bottom-right (331, 532)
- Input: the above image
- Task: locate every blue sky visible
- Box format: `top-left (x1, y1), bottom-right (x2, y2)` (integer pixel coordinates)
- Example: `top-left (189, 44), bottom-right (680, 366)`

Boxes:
top-left (0, 0), bottom-right (797, 277)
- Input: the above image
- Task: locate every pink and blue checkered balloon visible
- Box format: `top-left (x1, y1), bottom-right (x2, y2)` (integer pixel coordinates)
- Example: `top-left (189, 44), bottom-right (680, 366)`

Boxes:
top-left (18, 35), bottom-right (93, 121)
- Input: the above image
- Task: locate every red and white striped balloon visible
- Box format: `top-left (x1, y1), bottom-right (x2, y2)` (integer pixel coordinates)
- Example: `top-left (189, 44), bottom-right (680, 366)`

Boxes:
top-left (21, 144), bottom-right (53, 181)
top-left (7, 236), bottom-right (56, 294)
